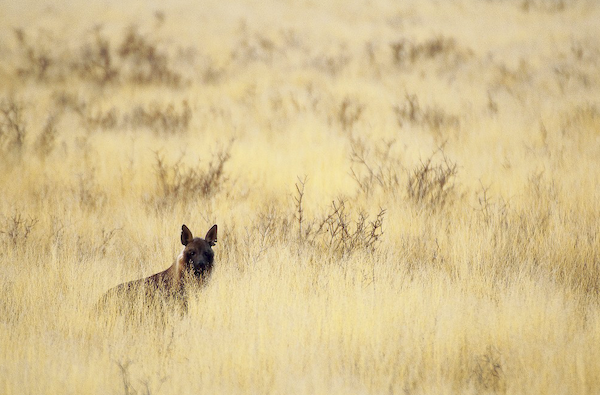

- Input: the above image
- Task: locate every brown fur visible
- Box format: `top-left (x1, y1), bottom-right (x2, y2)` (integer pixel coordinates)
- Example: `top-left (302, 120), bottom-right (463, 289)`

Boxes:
top-left (98, 224), bottom-right (217, 317)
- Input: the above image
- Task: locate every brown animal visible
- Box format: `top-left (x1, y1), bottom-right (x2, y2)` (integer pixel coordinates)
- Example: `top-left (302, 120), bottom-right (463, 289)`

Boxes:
top-left (98, 224), bottom-right (217, 317)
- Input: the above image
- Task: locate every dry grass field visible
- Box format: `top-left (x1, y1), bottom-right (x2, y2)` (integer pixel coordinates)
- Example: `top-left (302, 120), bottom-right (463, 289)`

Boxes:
top-left (1, 0), bottom-right (600, 393)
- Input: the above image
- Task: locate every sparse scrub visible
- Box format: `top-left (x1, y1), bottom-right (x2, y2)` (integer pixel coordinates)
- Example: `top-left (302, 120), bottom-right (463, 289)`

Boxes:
top-left (0, 213), bottom-right (38, 249)
top-left (312, 50), bottom-right (352, 76)
top-left (293, 175), bottom-right (308, 247)
top-left (153, 142), bottom-right (232, 207)
top-left (127, 101), bottom-right (191, 134)
top-left (0, 98), bottom-right (27, 159)
top-left (12, 25), bottom-right (182, 87)
top-left (474, 180), bottom-right (510, 227)
top-left (75, 226), bottom-right (120, 260)
top-left (349, 137), bottom-right (402, 197)
top-left (337, 97), bottom-right (364, 132)
top-left (84, 100), bottom-right (191, 134)
top-left (35, 113), bottom-right (60, 159)
top-left (520, 0), bottom-right (566, 12)
top-left (13, 28), bottom-right (55, 82)
top-left (560, 104), bottom-right (600, 149)
top-left (231, 32), bottom-right (279, 65)
top-left (406, 148), bottom-right (458, 210)
top-left (73, 28), bottom-right (119, 85)
top-left (313, 198), bottom-right (386, 258)
top-left (294, 178), bottom-right (386, 259)
top-left (118, 26), bottom-right (181, 86)
top-left (390, 36), bottom-right (471, 69)
top-left (394, 93), bottom-right (460, 139)
top-left (350, 138), bottom-right (459, 210)
top-left (51, 90), bottom-right (87, 116)
top-left (74, 168), bottom-right (107, 211)
top-left (85, 106), bottom-right (119, 131)
top-left (471, 346), bottom-right (505, 392)
top-left (240, 204), bottom-right (292, 265)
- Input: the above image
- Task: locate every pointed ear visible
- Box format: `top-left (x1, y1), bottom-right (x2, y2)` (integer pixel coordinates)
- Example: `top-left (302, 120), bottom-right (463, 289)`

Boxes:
top-left (181, 224), bottom-right (193, 246)
top-left (205, 224), bottom-right (217, 246)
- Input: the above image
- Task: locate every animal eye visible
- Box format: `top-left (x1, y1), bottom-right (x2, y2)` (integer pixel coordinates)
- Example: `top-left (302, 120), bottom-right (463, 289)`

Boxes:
top-left (189, 251), bottom-right (195, 256)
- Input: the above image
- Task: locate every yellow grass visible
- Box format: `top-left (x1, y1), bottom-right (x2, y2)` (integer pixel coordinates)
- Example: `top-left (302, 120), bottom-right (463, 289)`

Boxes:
top-left (1, 0), bottom-right (600, 393)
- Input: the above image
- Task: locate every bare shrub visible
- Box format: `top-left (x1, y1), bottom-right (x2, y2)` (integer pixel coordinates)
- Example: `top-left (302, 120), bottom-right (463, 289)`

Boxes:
top-left (391, 36), bottom-right (469, 67)
top-left (12, 25), bottom-right (183, 87)
top-left (312, 52), bottom-right (352, 76)
top-left (74, 169), bottom-right (107, 211)
top-left (153, 141), bottom-right (232, 205)
top-left (294, 178), bottom-right (386, 258)
top-left (349, 137), bottom-right (402, 197)
top-left (474, 181), bottom-right (510, 227)
top-left (85, 107), bottom-right (119, 131)
top-left (394, 93), bottom-right (460, 136)
top-left (294, 176), bottom-right (308, 245)
top-left (127, 101), bottom-right (191, 134)
top-left (560, 104), bottom-right (600, 148)
top-left (73, 28), bottom-right (118, 85)
top-left (520, 0), bottom-right (566, 12)
top-left (338, 98), bottom-right (364, 132)
top-left (315, 198), bottom-right (386, 258)
top-left (76, 227), bottom-right (120, 260)
top-left (51, 91), bottom-right (87, 116)
top-left (13, 28), bottom-right (54, 81)
top-left (407, 148), bottom-right (458, 210)
top-left (35, 113), bottom-right (60, 158)
top-left (0, 98), bottom-right (27, 159)
top-left (202, 64), bottom-right (225, 85)
top-left (84, 101), bottom-right (191, 134)
top-left (0, 213), bottom-right (38, 248)
top-left (118, 26), bottom-right (181, 86)
top-left (349, 137), bottom-right (459, 209)
top-left (240, 203), bottom-right (292, 265)
top-left (471, 346), bottom-right (505, 393)
top-left (231, 32), bottom-right (278, 64)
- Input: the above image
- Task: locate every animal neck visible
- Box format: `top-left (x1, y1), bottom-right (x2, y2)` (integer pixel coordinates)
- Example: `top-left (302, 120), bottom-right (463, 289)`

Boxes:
top-left (167, 250), bottom-right (186, 287)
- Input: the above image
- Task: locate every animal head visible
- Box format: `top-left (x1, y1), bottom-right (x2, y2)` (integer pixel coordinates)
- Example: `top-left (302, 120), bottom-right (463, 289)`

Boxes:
top-left (180, 224), bottom-right (217, 278)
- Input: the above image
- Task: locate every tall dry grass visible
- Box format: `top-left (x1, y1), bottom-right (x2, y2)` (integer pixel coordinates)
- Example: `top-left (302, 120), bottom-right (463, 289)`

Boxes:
top-left (1, 0), bottom-right (600, 393)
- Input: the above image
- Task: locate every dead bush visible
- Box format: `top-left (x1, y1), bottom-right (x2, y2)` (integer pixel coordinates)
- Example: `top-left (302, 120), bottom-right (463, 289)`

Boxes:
top-left (315, 198), bottom-right (386, 258)
top-left (407, 148), bottom-right (458, 210)
top-left (294, 178), bottom-right (386, 258)
top-left (394, 93), bottom-right (460, 137)
top-left (85, 107), bottom-right (119, 131)
top-left (73, 169), bottom-right (107, 211)
top-left (312, 51), bottom-right (352, 76)
top-left (11, 26), bottom-right (183, 86)
top-left (520, 0), bottom-right (566, 12)
top-left (0, 98), bottom-right (27, 159)
top-left (470, 346), bottom-right (505, 393)
top-left (153, 141), bottom-right (232, 206)
top-left (0, 213), bottom-right (38, 249)
top-left (338, 98), bottom-right (364, 132)
top-left (349, 138), bottom-right (402, 197)
top-left (560, 104), bottom-right (600, 148)
top-left (51, 91), bottom-right (87, 116)
top-left (390, 36), bottom-right (469, 68)
top-left (118, 26), bottom-right (181, 86)
top-left (73, 28), bottom-right (118, 85)
top-left (13, 28), bottom-right (55, 82)
top-left (83, 101), bottom-right (191, 134)
top-left (35, 113), bottom-right (60, 159)
top-left (127, 101), bottom-right (191, 134)
top-left (231, 32), bottom-right (279, 64)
